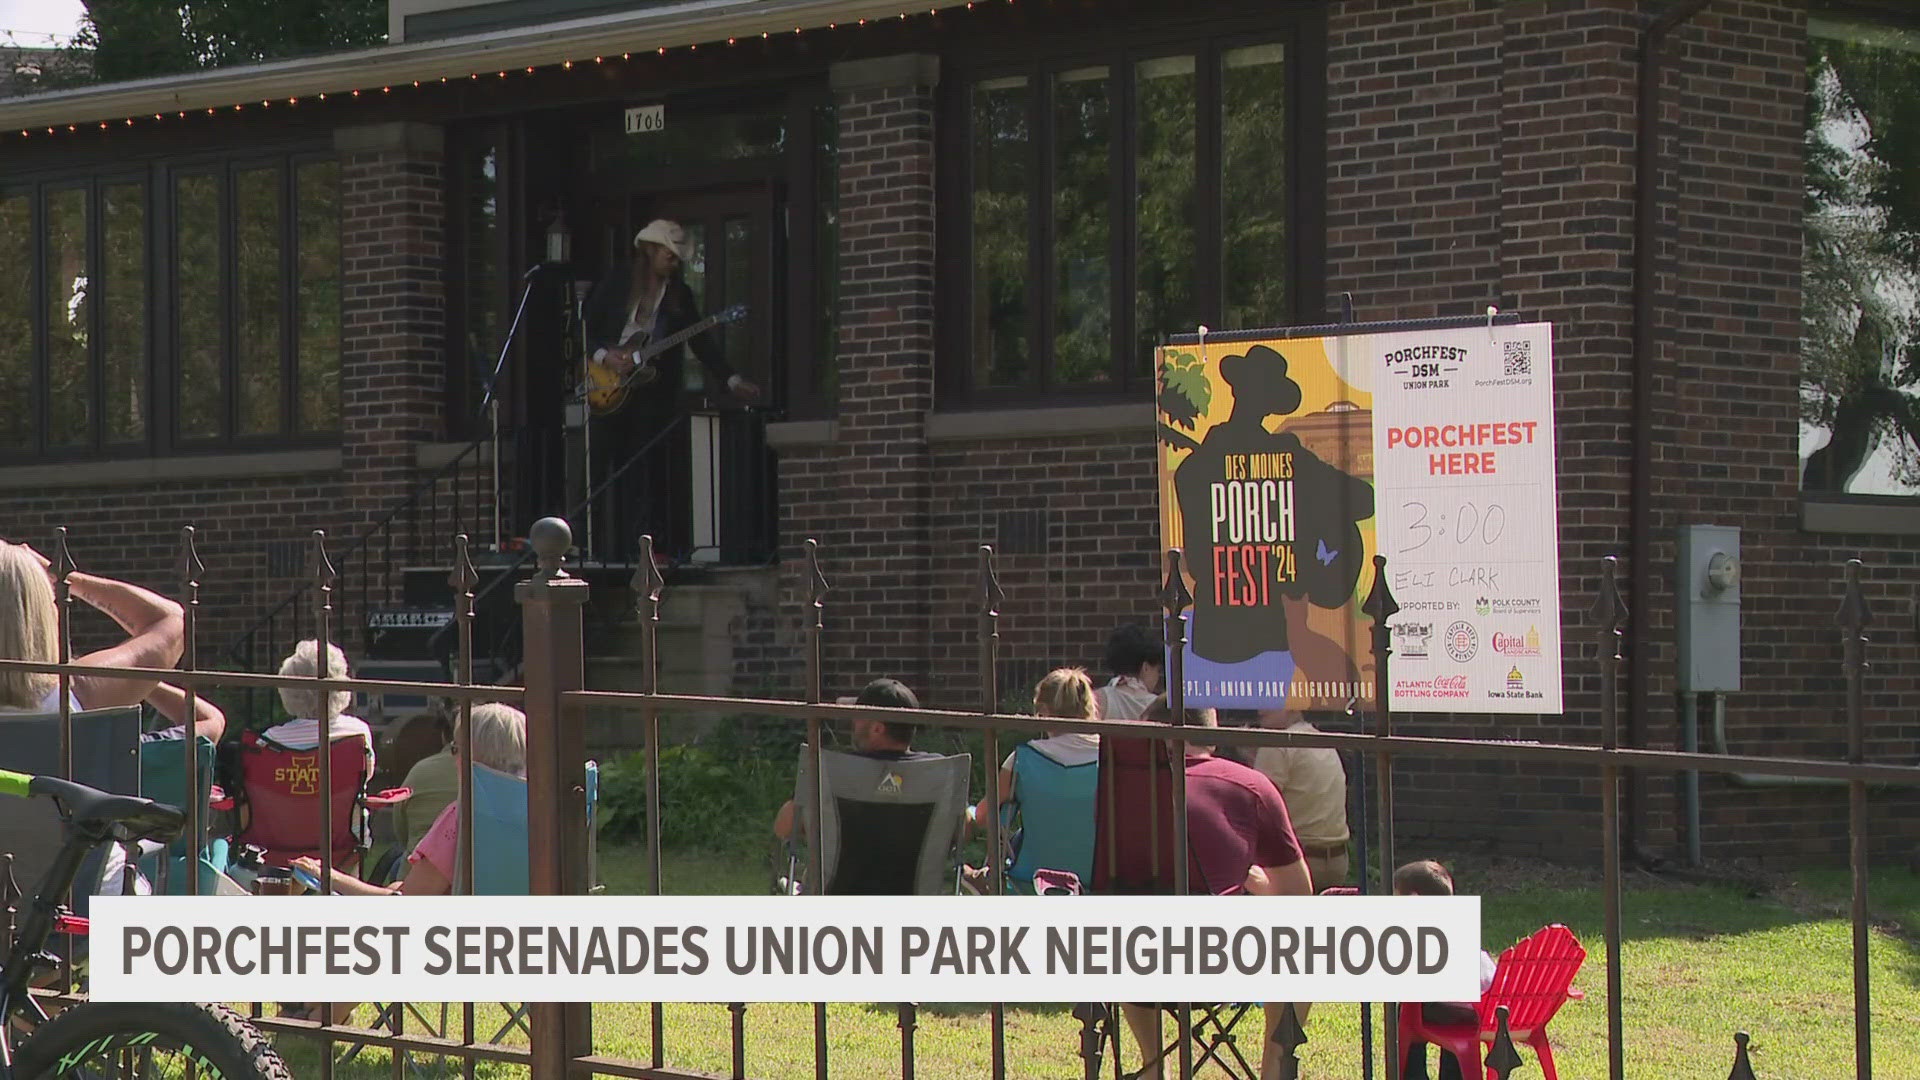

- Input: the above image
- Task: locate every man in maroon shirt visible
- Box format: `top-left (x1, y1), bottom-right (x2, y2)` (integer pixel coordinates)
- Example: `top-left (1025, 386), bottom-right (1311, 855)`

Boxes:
top-left (1105, 695), bottom-right (1314, 1080)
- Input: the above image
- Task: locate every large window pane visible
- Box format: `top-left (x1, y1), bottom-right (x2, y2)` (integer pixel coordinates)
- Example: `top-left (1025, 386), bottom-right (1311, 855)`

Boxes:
top-left (45, 188), bottom-right (89, 447)
top-left (460, 144), bottom-right (499, 396)
top-left (1221, 43), bottom-right (1288, 332)
top-left (1134, 55), bottom-right (1198, 380)
top-left (102, 183), bottom-right (146, 442)
top-left (176, 174), bottom-right (222, 440)
top-left (1803, 21), bottom-right (1920, 494)
top-left (0, 194), bottom-right (30, 451)
top-left (814, 103), bottom-right (838, 402)
top-left (1053, 66), bottom-right (1113, 385)
top-left (972, 75), bottom-right (1031, 388)
top-left (296, 160), bottom-right (340, 432)
top-left (723, 214), bottom-right (753, 378)
top-left (236, 167), bottom-right (282, 436)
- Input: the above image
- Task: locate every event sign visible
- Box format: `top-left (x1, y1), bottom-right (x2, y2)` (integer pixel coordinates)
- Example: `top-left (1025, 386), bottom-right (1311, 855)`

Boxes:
top-left (1155, 320), bottom-right (1561, 714)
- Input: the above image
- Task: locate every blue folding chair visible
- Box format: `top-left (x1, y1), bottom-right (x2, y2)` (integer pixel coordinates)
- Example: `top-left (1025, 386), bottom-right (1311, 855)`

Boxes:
top-left (1000, 741), bottom-right (1098, 894)
top-left (136, 734), bottom-right (233, 896)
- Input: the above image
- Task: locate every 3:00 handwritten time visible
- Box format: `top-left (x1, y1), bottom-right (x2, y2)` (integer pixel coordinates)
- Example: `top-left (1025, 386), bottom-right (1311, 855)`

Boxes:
top-left (1397, 501), bottom-right (1507, 553)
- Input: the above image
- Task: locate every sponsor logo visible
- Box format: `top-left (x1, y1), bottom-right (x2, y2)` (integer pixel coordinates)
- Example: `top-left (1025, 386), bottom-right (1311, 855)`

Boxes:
top-left (1506, 666), bottom-right (1524, 691)
top-left (1474, 596), bottom-right (1490, 616)
top-left (1492, 626), bottom-right (1542, 657)
top-left (1483, 596), bottom-right (1542, 616)
top-left (1444, 621), bottom-right (1478, 663)
top-left (1393, 674), bottom-right (1470, 700)
top-left (1383, 343), bottom-right (1466, 391)
top-left (1392, 621), bottom-right (1433, 659)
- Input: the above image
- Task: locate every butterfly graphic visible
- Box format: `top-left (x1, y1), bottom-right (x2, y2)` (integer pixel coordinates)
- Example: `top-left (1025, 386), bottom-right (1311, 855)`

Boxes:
top-left (1316, 539), bottom-right (1339, 566)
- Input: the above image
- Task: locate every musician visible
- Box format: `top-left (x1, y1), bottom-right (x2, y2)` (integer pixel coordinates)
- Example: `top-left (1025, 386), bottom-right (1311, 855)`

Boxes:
top-left (580, 219), bottom-right (760, 561)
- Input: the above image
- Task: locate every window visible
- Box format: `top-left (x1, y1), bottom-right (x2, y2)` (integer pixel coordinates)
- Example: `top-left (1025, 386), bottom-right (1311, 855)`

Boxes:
top-left (173, 156), bottom-right (342, 447)
top-left (0, 149), bottom-right (340, 461)
top-left (947, 33), bottom-right (1301, 400)
top-left (1803, 19), bottom-right (1920, 495)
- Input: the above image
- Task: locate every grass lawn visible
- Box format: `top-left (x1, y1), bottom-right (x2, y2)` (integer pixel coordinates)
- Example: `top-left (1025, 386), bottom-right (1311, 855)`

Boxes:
top-left (261, 846), bottom-right (1920, 1079)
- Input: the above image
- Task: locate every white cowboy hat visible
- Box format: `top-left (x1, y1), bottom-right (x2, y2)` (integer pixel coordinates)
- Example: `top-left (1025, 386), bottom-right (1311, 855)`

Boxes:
top-left (632, 219), bottom-right (692, 261)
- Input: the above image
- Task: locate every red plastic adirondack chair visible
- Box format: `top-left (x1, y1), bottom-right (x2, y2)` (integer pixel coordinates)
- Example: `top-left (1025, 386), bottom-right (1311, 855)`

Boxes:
top-left (1397, 923), bottom-right (1586, 1080)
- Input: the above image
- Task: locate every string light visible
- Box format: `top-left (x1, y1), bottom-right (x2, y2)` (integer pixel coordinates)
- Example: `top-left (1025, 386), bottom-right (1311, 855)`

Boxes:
top-left (13, 1), bottom-right (1000, 140)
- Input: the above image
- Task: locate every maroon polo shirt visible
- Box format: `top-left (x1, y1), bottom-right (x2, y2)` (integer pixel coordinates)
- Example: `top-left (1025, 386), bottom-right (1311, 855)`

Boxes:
top-left (1093, 740), bottom-right (1304, 896)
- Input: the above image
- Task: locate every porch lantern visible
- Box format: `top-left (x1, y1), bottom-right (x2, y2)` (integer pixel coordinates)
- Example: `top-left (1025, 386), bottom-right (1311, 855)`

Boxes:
top-left (546, 210), bottom-right (572, 265)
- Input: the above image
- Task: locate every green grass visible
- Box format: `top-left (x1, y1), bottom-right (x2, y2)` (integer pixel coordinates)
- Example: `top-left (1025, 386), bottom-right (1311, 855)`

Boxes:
top-left (253, 848), bottom-right (1920, 1079)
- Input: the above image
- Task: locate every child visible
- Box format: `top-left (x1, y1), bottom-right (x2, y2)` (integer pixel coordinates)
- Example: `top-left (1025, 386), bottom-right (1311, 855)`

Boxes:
top-left (1395, 860), bottom-right (1498, 1080)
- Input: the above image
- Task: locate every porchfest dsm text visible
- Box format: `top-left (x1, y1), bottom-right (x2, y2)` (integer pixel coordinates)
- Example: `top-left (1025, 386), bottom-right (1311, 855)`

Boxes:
top-left (90, 895), bottom-right (1482, 1003)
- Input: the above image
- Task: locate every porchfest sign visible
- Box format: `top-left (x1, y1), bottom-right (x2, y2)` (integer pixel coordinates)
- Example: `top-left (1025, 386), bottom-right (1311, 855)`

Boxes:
top-left (1155, 318), bottom-right (1562, 715)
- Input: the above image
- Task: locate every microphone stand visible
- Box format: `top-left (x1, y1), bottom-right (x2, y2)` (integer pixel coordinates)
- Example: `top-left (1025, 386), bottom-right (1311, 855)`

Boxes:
top-left (478, 263), bottom-right (554, 553)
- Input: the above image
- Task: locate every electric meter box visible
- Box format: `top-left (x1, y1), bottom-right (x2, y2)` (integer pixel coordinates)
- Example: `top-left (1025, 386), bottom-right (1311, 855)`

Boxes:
top-left (1676, 524), bottom-right (1740, 693)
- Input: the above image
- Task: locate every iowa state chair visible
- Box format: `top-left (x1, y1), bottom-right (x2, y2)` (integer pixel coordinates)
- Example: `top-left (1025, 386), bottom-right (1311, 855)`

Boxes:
top-left (231, 728), bottom-right (407, 874)
top-left (1396, 922), bottom-right (1586, 1080)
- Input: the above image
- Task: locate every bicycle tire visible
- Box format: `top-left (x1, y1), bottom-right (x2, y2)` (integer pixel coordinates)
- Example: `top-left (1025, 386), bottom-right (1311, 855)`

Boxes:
top-left (12, 1002), bottom-right (292, 1080)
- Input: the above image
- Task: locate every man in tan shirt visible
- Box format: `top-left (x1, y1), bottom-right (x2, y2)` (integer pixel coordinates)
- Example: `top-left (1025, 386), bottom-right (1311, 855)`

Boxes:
top-left (1251, 709), bottom-right (1350, 890)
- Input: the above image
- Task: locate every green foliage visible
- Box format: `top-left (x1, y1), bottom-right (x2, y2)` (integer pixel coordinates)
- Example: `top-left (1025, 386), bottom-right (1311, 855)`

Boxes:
top-left (1158, 349), bottom-right (1212, 431)
top-left (596, 718), bottom-right (802, 854)
top-left (68, 0), bottom-right (384, 86)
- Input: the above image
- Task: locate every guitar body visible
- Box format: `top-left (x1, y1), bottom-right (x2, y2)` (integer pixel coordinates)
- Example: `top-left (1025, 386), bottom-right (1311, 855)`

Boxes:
top-left (582, 303), bottom-right (748, 418)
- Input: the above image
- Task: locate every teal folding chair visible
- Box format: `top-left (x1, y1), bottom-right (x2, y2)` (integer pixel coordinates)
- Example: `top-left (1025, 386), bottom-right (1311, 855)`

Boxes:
top-left (1000, 741), bottom-right (1098, 895)
top-left (136, 734), bottom-right (233, 896)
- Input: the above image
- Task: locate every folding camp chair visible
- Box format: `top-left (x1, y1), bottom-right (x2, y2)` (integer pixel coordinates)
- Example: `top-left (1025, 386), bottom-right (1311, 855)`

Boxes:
top-left (998, 741), bottom-right (1098, 894)
top-left (1077, 733), bottom-right (1263, 1080)
top-left (0, 707), bottom-right (143, 920)
top-left (1397, 923), bottom-right (1586, 1080)
top-left (136, 732), bottom-right (238, 896)
top-left (776, 749), bottom-right (974, 895)
top-left (231, 728), bottom-right (408, 874)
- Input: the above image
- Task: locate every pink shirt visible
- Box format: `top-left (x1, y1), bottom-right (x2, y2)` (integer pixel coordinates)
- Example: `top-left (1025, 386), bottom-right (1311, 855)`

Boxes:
top-left (409, 801), bottom-right (461, 879)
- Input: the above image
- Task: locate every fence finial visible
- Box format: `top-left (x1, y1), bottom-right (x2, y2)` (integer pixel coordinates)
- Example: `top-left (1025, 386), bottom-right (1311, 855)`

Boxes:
top-left (1269, 1002), bottom-right (1307, 1068)
top-left (307, 529), bottom-right (335, 590)
top-left (52, 526), bottom-right (74, 581)
top-left (1362, 552), bottom-right (1398, 625)
top-left (633, 535), bottom-right (666, 611)
top-left (1486, 1005), bottom-right (1523, 1079)
top-left (806, 538), bottom-right (830, 628)
top-left (450, 533), bottom-right (477, 595)
top-left (1838, 557), bottom-right (1871, 637)
top-left (1160, 548), bottom-right (1192, 643)
top-left (979, 545), bottom-right (1005, 618)
top-left (1590, 553), bottom-right (1626, 637)
top-left (528, 516), bottom-right (571, 580)
top-left (176, 525), bottom-right (204, 590)
top-left (1726, 1031), bottom-right (1757, 1080)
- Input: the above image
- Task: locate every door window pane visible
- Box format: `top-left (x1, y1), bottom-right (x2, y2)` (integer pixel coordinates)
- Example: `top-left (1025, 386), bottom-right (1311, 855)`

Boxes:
top-left (814, 103), bottom-right (839, 402)
top-left (1134, 55), bottom-right (1198, 380)
top-left (723, 214), bottom-right (753, 380)
top-left (679, 221), bottom-right (708, 393)
top-left (1221, 43), bottom-right (1288, 332)
top-left (460, 144), bottom-right (499, 395)
top-left (296, 161), bottom-right (340, 432)
top-left (45, 188), bottom-right (89, 448)
top-left (1053, 66), bottom-right (1113, 385)
top-left (972, 75), bottom-right (1031, 388)
top-left (0, 194), bottom-right (30, 451)
top-left (102, 182), bottom-right (146, 442)
top-left (236, 167), bottom-right (282, 436)
top-left (176, 174), bottom-right (222, 440)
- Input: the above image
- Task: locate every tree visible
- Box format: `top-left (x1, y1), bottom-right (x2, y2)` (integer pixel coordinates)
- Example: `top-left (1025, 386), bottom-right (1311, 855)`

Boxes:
top-left (70, 0), bottom-right (383, 84)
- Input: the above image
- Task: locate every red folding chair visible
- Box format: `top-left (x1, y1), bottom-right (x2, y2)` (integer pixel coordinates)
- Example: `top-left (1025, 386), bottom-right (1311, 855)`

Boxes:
top-left (1397, 923), bottom-right (1586, 1080)
top-left (232, 730), bottom-right (408, 873)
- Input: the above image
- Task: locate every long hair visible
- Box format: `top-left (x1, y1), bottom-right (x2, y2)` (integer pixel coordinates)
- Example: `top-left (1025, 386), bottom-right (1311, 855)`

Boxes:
top-left (0, 543), bottom-right (58, 710)
top-left (1033, 667), bottom-right (1096, 720)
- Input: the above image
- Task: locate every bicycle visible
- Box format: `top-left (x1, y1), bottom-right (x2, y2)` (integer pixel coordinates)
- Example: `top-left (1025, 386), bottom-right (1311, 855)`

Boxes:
top-left (0, 768), bottom-right (291, 1079)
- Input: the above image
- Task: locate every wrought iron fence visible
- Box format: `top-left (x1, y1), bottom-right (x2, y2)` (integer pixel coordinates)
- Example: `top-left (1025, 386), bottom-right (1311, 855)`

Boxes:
top-left (1, 515), bottom-right (1915, 1080)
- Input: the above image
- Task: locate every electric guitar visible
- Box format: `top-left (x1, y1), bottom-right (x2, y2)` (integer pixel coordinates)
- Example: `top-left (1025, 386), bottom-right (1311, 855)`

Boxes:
top-left (580, 303), bottom-right (748, 417)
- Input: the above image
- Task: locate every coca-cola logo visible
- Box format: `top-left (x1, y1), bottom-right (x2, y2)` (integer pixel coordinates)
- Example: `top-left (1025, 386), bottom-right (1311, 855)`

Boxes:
top-left (1433, 675), bottom-right (1468, 689)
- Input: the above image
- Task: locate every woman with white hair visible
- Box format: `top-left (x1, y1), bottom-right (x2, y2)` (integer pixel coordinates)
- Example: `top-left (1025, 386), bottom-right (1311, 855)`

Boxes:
top-left (260, 639), bottom-right (375, 780)
top-left (292, 702), bottom-right (526, 897)
top-left (0, 539), bottom-right (186, 713)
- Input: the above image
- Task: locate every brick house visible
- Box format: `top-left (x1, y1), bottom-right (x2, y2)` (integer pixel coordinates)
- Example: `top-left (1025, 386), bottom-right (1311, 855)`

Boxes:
top-left (0, 0), bottom-right (1915, 866)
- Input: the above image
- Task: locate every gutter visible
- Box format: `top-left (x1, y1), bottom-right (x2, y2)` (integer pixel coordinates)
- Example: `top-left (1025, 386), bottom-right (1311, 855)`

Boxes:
top-left (1630, 0), bottom-right (1713, 867)
top-left (0, 0), bottom-right (943, 132)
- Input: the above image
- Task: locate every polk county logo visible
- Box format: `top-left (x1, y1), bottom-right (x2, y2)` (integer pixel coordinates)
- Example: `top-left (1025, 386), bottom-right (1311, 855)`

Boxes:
top-left (1492, 626), bottom-right (1542, 657)
top-left (1444, 621), bottom-right (1478, 662)
top-left (1392, 621), bottom-right (1433, 660)
top-left (1474, 596), bottom-right (1491, 616)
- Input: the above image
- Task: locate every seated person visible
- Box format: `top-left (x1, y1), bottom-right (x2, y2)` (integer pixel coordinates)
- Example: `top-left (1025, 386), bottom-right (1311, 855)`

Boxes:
top-left (772, 677), bottom-right (934, 842)
top-left (1250, 709), bottom-right (1350, 888)
top-left (285, 703), bottom-right (527, 1025)
top-left (1395, 859), bottom-right (1499, 1080)
top-left (1115, 695), bottom-right (1312, 1080)
top-left (0, 540), bottom-right (183, 712)
top-left (1094, 623), bottom-right (1162, 721)
top-left (393, 706), bottom-right (459, 854)
top-left (265, 639), bottom-right (377, 780)
top-left (962, 667), bottom-right (1099, 888)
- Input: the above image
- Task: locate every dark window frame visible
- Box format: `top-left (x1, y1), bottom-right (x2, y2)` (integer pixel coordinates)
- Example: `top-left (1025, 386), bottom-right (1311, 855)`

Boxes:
top-left (0, 139), bottom-right (341, 463)
top-left (936, 12), bottom-right (1326, 409)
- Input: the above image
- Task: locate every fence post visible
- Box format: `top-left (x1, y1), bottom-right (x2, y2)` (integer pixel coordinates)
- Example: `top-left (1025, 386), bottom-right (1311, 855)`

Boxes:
top-left (1484, 1006), bottom-right (1521, 1080)
top-left (978, 544), bottom-right (1004, 1080)
top-left (1361, 554), bottom-right (1398, 1080)
top-left (636, 534), bottom-right (668, 1068)
top-left (1160, 549), bottom-right (1194, 1080)
top-left (1838, 559), bottom-right (1872, 1080)
top-left (518, 516), bottom-right (592, 1080)
top-left (1591, 555), bottom-right (1627, 1080)
top-left (175, 525), bottom-right (205, 899)
top-left (803, 538), bottom-right (830, 1080)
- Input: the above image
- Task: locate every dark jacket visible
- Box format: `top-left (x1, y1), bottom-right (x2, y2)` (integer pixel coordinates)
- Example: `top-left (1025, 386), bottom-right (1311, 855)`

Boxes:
top-left (581, 262), bottom-right (737, 408)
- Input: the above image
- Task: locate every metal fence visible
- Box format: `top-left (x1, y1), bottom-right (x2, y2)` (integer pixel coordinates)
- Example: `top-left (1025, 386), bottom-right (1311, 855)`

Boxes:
top-left (3, 515), bottom-right (1916, 1080)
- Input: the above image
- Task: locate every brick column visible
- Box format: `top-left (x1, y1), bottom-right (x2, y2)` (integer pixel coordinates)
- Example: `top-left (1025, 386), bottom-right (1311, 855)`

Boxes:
top-left (336, 121), bottom-right (446, 609)
top-left (815, 54), bottom-right (939, 698)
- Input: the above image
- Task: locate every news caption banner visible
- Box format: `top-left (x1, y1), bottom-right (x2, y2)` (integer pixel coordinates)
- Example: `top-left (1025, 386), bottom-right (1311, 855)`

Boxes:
top-left (92, 895), bottom-right (1479, 1005)
top-left (1155, 320), bottom-right (1560, 714)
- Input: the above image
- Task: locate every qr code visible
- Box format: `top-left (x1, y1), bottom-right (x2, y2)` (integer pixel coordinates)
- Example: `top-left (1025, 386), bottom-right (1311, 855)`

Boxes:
top-left (1503, 340), bottom-right (1532, 376)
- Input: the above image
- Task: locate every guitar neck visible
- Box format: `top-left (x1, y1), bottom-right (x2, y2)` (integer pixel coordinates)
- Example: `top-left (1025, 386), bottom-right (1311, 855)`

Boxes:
top-left (631, 314), bottom-right (724, 359)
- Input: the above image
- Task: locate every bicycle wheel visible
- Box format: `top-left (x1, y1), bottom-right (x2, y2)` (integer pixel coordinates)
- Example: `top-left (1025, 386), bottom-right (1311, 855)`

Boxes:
top-left (12, 1001), bottom-right (292, 1080)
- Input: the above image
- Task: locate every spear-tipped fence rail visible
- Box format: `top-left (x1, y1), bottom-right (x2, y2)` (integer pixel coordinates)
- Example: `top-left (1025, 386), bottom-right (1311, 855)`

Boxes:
top-left (0, 519), bottom-right (1907, 1079)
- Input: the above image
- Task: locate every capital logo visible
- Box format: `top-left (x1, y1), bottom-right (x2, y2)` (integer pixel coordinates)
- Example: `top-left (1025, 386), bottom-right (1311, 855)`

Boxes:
top-left (1474, 596), bottom-right (1491, 616)
top-left (1492, 626), bottom-right (1542, 657)
top-left (1393, 621), bottom-right (1433, 659)
top-left (1444, 621), bottom-right (1478, 662)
